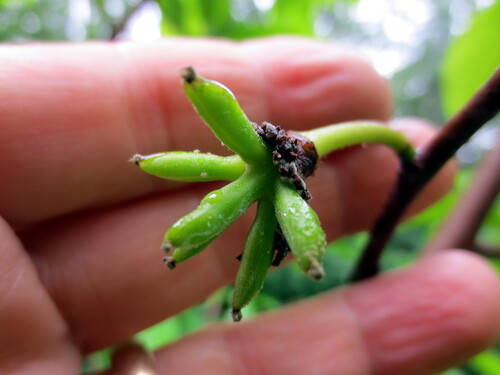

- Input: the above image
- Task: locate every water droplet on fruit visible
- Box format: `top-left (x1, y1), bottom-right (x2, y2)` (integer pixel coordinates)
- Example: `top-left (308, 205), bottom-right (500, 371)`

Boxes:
top-left (202, 191), bottom-right (223, 204)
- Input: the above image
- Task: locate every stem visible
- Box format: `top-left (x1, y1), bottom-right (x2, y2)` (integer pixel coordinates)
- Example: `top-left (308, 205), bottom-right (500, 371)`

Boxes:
top-left (300, 121), bottom-right (415, 162)
top-left (350, 67), bottom-right (500, 282)
top-left (473, 243), bottom-right (500, 258)
top-left (418, 68), bottom-right (500, 181)
top-left (425, 139), bottom-right (500, 253)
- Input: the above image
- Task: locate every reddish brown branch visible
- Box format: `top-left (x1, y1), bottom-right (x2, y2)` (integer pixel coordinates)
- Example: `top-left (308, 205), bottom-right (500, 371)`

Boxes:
top-left (473, 242), bottom-right (500, 257)
top-left (425, 139), bottom-right (500, 252)
top-left (350, 68), bottom-right (500, 282)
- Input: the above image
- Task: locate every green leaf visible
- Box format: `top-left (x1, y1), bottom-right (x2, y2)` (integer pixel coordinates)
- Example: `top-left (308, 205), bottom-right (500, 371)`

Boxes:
top-left (157, 0), bottom-right (208, 36)
top-left (437, 369), bottom-right (466, 375)
top-left (0, 0), bottom-right (36, 6)
top-left (441, 2), bottom-right (500, 118)
top-left (156, 0), bottom-right (357, 40)
top-left (135, 305), bottom-right (205, 350)
top-left (468, 349), bottom-right (500, 374)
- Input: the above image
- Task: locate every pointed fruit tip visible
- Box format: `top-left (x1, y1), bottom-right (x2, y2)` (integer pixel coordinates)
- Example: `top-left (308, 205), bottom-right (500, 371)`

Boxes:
top-left (231, 309), bottom-right (242, 322)
top-left (180, 66), bottom-right (196, 84)
top-left (130, 154), bottom-right (144, 166)
top-left (307, 265), bottom-right (325, 281)
top-left (163, 256), bottom-right (176, 270)
top-left (161, 241), bottom-right (173, 254)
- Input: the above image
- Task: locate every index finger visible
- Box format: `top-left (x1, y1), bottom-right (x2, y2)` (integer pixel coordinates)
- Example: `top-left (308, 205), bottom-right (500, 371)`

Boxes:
top-left (154, 251), bottom-right (500, 375)
top-left (0, 37), bottom-right (391, 226)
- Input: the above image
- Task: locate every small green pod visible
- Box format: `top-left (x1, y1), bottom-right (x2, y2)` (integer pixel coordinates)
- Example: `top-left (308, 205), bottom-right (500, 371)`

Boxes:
top-left (274, 180), bottom-right (326, 280)
top-left (231, 198), bottom-right (276, 322)
top-left (165, 168), bottom-right (265, 248)
top-left (132, 152), bottom-right (245, 182)
top-left (163, 237), bottom-right (214, 269)
top-left (180, 67), bottom-right (269, 164)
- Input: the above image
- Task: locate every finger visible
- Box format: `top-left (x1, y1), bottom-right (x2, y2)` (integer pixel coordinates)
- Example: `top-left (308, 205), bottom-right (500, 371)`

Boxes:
top-left (0, 217), bottom-right (80, 374)
top-left (0, 37), bottom-right (391, 226)
top-left (240, 37), bottom-right (392, 128)
top-left (26, 120), bottom-right (454, 352)
top-left (153, 250), bottom-right (500, 375)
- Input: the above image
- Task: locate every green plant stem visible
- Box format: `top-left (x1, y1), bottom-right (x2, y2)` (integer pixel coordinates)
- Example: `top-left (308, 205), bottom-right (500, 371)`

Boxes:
top-left (300, 121), bottom-right (415, 162)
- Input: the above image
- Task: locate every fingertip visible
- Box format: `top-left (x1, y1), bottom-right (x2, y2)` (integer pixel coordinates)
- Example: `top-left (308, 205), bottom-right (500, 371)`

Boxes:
top-left (344, 249), bottom-right (500, 374)
top-left (420, 249), bottom-right (500, 340)
top-left (153, 247), bottom-right (500, 375)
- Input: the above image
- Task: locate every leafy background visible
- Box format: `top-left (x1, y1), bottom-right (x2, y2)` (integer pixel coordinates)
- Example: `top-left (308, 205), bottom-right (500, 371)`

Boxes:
top-left (1, 0), bottom-right (499, 373)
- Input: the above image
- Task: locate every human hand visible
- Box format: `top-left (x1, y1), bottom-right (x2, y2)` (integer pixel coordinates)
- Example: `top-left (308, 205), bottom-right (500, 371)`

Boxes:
top-left (0, 37), bottom-right (498, 375)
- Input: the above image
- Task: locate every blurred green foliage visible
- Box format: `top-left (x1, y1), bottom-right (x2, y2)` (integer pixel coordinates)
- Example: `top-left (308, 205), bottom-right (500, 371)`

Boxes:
top-left (1, 0), bottom-right (498, 374)
top-left (157, 0), bottom-right (354, 38)
top-left (441, 1), bottom-right (500, 118)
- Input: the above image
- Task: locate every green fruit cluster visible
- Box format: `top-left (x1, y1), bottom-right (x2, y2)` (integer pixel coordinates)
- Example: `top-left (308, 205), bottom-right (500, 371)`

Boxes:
top-left (132, 67), bottom-right (414, 321)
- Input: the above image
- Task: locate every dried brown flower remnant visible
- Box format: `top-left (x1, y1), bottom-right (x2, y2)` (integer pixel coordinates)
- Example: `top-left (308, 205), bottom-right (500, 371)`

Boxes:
top-left (255, 122), bottom-right (318, 201)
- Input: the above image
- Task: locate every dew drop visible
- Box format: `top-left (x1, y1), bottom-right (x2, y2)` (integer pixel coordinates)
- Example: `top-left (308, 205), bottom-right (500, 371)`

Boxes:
top-left (172, 217), bottom-right (186, 228)
top-left (202, 191), bottom-right (223, 204)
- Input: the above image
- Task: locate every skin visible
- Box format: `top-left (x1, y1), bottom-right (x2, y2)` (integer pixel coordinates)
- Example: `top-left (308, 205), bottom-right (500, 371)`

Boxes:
top-left (0, 37), bottom-right (499, 374)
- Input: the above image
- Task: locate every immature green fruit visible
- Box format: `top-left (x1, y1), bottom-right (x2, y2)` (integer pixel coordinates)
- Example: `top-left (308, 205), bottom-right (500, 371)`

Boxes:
top-left (132, 67), bottom-right (417, 321)
top-left (274, 180), bottom-right (326, 280)
top-left (232, 198), bottom-right (276, 322)
top-left (165, 168), bottom-right (267, 253)
top-left (132, 152), bottom-right (244, 182)
top-left (163, 238), bottom-right (214, 270)
top-left (181, 67), bottom-right (269, 165)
